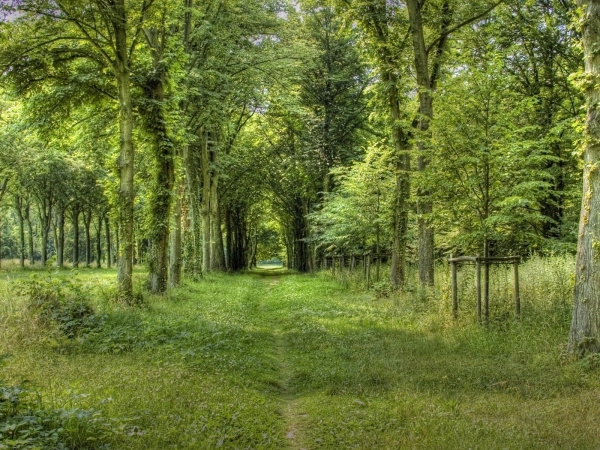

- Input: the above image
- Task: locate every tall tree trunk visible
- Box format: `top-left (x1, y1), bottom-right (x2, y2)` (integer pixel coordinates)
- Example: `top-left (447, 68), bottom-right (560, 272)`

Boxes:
top-left (145, 28), bottom-right (174, 294)
top-left (15, 196), bottom-right (25, 268)
top-left (72, 206), bottom-right (80, 268)
top-left (201, 132), bottom-right (211, 272)
top-left (39, 200), bottom-right (52, 266)
top-left (105, 217), bottom-right (112, 268)
top-left (225, 205), bottom-right (232, 270)
top-left (57, 208), bottom-right (65, 268)
top-left (568, 0), bottom-right (600, 355)
top-left (406, 0), bottom-right (452, 286)
top-left (169, 180), bottom-right (183, 287)
top-left (26, 205), bottom-right (34, 266)
top-left (183, 143), bottom-right (202, 277)
top-left (53, 220), bottom-right (58, 263)
top-left (210, 184), bottom-right (225, 271)
top-left (114, 0), bottom-right (135, 303)
top-left (385, 71), bottom-right (410, 288)
top-left (41, 226), bottom-right (48, 266)
top-left (83, 211), bottom-right (92, 268)
top-left (96, 214), bottom-right (102, 268)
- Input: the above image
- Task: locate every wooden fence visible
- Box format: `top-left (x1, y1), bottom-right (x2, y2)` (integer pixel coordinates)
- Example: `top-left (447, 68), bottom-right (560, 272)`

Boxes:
top-left (448, 255), bottom-right (521, 323)
top-left (322, 252), bottom-right (391, 285)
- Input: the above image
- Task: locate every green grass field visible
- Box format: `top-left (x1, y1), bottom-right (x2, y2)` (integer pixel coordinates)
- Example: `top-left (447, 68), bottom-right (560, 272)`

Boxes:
top-left (1, 257), bottom-right (599, 449)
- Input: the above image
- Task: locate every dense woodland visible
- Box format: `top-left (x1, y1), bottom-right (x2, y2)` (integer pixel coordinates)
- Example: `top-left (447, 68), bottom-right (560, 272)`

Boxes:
top-left (1, 1), bottom-right (600, 351)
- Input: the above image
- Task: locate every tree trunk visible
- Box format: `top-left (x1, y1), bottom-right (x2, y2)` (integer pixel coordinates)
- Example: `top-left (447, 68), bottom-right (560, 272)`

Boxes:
top-left (169, 195), bottom-right (182, 287)
top-left (41, 226), bottom-right (48, 266)
top-left (25, 205), bottom-right (34, 266)
top-left (210, 184), bottom-right (225, 271)
top-left (105, 217), bottom-right (112, 268)
top-left (386, 72), bottom-right (410, 288)
top-left (72, 207), bottom-right (80, 268)
top-left (144, 28), bottom-right (174, 294)
top-left (53, 220), bottom-right (58, 263)
top-left (57, 208), bottom-right (65, 268)
top-left (201, 132), bottom-right (211, 272)
top-left (15, 196), bottom-right (25, 268)
top-left (38, 199), bottom-right (52, 266)
top-left (96, 214), bottom-right (102, 269)
top-left (183, 143), bottom-right (202, 277)
top-left (568, 0), bottom-right (600, 355)
top-left (114, 0), bottom-right (135, 303)
top-left (406, 0), bottom-right (451, 287)
top-left (225, 205), bottom-right (232, 270)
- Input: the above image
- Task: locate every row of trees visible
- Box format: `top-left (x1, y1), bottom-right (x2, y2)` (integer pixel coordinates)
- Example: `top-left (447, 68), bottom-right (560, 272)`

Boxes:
top-left (2, 0), bottom-right (599, 355)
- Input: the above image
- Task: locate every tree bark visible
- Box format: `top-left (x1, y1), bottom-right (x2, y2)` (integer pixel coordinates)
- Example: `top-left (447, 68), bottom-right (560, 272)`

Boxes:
top-left (96, 214), bottom-right (102, 268)
top-left (144, 27), bottom-right (174, 294)
top-left (114, 0), bottom-right (135, 302)
top-left (406, 0), bottom-right (452, 286)
top-left (72, 206), bottom-right (80, 268)
top-left (14, 196), bottom-right (25, 268)
top-left (57, 207), bottom-right (65, 268)
top-left (569, 0), bottom-right (600, 355)
top-left (84, 210), bottom-right (92, 267)
top-left (183, 143), bottom-right (202, 277)
top-left (38, 198), bottom-right (52, 266)
top-left (25, 204), bottom-right (34, 265)
top-left (210, 181), bottom-right (226, 271)
top-left (201, 132), bottom-right (211, 272)
top-left (105, 216), bottom-right (112, 268)
top-left (169, 184), bottom-right (183, 287)
top-left (386, 72), bottom-right (410, 288)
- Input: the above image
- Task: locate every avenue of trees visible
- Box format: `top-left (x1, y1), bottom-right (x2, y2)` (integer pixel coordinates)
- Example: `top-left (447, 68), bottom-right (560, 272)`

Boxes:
top-left (1, 0), bottom-right (600, 354)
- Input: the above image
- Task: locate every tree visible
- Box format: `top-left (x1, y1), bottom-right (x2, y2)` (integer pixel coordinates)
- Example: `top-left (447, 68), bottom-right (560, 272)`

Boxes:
top-left (568, 0), bottom-right (600, 355)
top-left (338, 0), bottom-right (412, 288)
top-left (2, 0), bottom-right (157, 302)
top-left (496, 0), bottom-right (582, 244)
top-left (429, 46), bottom-right (551, 256)
top-left (309, 141), bottom-right (395, 256)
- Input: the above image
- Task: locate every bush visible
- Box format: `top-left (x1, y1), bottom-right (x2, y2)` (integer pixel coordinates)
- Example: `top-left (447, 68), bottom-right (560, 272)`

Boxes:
top-left (17, 275), bottom-right (101, 339)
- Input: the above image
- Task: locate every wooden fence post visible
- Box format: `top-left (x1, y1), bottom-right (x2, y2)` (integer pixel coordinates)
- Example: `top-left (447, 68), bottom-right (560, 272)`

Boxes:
top-left (483, 258), bottom-right (490, 324)
top-left (366, 253), bottom-right (371, 287)
top-left (451, 255), bottom-right (458, 318)
top-left (476, 255), bottom-right (482, 324)
top-left (514, 258), bottom-right (521, 317)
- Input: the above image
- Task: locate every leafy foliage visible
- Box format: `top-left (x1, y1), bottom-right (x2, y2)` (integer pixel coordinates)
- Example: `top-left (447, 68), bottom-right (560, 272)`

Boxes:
top-left (18, 275), bottom-right (101, 339)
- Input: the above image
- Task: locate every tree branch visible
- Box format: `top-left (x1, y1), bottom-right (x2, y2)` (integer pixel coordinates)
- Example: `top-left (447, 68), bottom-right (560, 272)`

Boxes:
top-left (426, 0), bottom-right (504, 54)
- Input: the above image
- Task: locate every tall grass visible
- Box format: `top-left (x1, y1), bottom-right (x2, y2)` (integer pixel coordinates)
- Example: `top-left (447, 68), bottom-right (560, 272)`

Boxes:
top-left (321, 254), bottom-right (574, 326)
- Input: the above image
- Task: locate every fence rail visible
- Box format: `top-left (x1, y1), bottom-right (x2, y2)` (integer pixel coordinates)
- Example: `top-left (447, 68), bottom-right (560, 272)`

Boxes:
top-left (448, 254), bottom-right (521, 323)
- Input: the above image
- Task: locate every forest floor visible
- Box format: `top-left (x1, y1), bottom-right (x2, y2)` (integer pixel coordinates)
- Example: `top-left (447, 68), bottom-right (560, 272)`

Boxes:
top-left (2, 262), bottom-right (600, 449)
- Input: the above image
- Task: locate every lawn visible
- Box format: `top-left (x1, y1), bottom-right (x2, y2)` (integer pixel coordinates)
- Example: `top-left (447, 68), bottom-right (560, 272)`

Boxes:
top-left (1, 258), bottom-right (599, 449)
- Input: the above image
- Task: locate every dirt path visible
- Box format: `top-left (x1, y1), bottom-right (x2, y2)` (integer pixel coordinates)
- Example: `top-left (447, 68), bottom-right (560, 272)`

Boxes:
top-left (256, 271), bottom-right (308, 450)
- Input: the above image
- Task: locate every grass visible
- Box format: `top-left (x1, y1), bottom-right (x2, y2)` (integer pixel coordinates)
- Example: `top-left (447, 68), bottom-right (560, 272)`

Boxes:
top-left (1, 255), bottom-right (598, 449)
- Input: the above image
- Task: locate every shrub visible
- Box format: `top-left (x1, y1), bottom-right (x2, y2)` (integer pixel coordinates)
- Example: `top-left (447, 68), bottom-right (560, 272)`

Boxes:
top-left (17, 275), bottom-right (101, 339)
